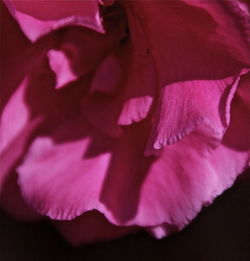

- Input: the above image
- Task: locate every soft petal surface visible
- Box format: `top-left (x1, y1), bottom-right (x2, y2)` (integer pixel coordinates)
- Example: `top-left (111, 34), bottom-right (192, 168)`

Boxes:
top-left (0, 66), bottom-right (89, 221)
top-left (4, 0), bottom-right (104, 41)
top-left (138, 80), bottom-right (250, 236)
top-left (47, 49), bottom-right (77, 89)
top-left (17, 118), bottom-right (113, 220)
top-left (146, 70), bottom-right (247, 154)
top-left (1, 0), bottom-right (250, 244)
top-left (0, 5), bottom-right (91, 217)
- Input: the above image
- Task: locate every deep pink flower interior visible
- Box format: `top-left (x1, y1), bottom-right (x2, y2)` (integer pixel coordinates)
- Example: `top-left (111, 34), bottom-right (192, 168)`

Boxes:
top-left (0, 0), bottom-right (249, 245)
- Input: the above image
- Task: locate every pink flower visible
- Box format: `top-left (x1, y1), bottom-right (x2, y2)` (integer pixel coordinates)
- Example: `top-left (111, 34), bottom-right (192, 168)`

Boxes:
top-left (0, 0), bottom-right (249, 245)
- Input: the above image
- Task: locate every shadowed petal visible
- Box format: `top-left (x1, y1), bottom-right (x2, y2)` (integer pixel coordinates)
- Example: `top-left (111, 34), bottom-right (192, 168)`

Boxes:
top-left (0, 172), bottom-right (41, 220)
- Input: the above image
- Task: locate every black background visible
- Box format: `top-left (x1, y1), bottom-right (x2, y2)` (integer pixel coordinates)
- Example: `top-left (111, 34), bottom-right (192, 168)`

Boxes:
top-left (1, 173), bottom-right (250, 261)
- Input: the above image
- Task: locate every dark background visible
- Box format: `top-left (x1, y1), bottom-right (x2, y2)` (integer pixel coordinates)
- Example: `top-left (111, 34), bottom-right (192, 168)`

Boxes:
top-left (1, 173), bottom-right (250, 261)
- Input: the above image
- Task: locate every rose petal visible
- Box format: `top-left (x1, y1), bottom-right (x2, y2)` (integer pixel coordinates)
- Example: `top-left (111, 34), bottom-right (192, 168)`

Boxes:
top-left (82, 44), bottom-right (156, 136)
top-left (100, 74), bottom-right (249, 228)
top-left (0, 68), bottom-right (86, 195)
top-left (17, 117), bottom-right (114, 220)
top-left (146, 70), bottom-right (248, 155)
top-left (0, 3), bottom-right (55, 113)
top-left (45, 6), bottom-right (127, 89)
top-left (0, 77), bottom-right (42, 190)
top-left (3, 0), bottom-right (104, 41)
top-left (47, 49), bottom-right (77, 89)
top-left (122, 1), bottom-right (250, 153)
top-left (9, 0), bottom-right (250, 238)
top-left (17, 91), bottom-right (249, 230)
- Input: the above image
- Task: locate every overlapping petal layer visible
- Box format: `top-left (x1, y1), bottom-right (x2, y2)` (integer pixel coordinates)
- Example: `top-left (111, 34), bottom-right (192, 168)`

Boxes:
top-left (16, 74), bottom-right (249, 233)
top-left (1, 0), bottom-right (249, 245)
top-left (4, 0), bottom-right (104, 41)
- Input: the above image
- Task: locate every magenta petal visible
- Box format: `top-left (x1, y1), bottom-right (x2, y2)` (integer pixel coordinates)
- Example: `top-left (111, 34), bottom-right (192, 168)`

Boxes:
top-left (0, 78), bottom-right (41, 188)
top-left (17, 118), bottom-right (113, 220)
top-left (54, 211), bottom-right (137, 245)
top-left (4, 0), bottom-right (104, 41)
top-left (3, 0), bottom-right (249, 243)
top-left (118, 51), bottom-right (156, 125)
top-left (47, 49), bottom-right (77, 89)
top-left (45, 11), bottom-right (127, 89)
top-left (146, 71), bottom-right (248, 154)
top-left (132, 82), bottom-right (250, 231)
top-left (236, 72), bottom-right (250, 105)
top-left (16, 90), bottom-right (249, 230)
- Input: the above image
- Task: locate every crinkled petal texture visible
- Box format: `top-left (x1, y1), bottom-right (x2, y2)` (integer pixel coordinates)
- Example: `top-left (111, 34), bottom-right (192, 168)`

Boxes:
top-left (1, 0), bottom-right (250, 245)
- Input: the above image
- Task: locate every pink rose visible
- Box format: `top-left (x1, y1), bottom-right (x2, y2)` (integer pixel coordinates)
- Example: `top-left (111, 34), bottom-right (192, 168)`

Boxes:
top-left (0, 0), bottom-right (249, 245)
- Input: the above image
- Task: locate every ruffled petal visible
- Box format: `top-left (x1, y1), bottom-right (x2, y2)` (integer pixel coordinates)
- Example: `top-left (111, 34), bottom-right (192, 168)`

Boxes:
top-left (135, 82), bottom-right (250, 232)
top-left (0, 67), bottom-right (88, 221)
top-left (17, 87), bottom-right (249, 230)
top-left (3, 0), bottom-right (104, 41)
top-left (146, 70), bottom-right (248, 155)
top-left (5, 0), bottom-right (249, 241)
top-left (54, 210), bottom-right (137, 245)
top-left (17, 118), bottom-right (114, 220)
top-left (122, 0), bottom-right (250, 153)
top-left (100, 77), bottom-right (249, 228)
top-left (45, 5), bottom-right (127, 89)
top-left (0, 3), bottom-right (55, 114)
top-left (0, 9), bottom-right (90, 215)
